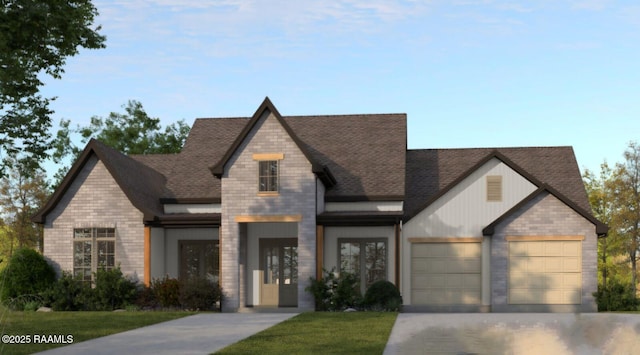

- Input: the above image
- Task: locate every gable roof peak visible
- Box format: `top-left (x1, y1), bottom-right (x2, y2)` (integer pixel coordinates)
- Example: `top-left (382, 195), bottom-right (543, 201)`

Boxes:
top-left (209, 98), bottom-right (336, 188)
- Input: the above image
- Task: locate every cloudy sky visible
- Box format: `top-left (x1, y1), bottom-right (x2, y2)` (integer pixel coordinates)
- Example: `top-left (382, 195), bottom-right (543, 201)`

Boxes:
top-left (41, 0), bottom-right (640, 176)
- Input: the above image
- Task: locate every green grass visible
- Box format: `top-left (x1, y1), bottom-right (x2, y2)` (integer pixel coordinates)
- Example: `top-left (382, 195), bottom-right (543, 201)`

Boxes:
top-left (216, 312), bottom-right (398, 355)
top-left (0, 308), bottom-right (194, 355)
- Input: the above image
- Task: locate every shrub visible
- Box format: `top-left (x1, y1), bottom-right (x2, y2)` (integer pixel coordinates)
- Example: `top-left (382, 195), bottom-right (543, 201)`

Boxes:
top-left (0, 248), bottom-right (56, 307)
top-left (135, 285), bottom-right (158, 310)
top-left (594, 279), bottom-right (639, 311)
top-left (306, 268), bottom-right (362, 311)
top-left (92, 267), bottom-right (138, 310)
top-left (44, 272), bottom-right (92, 311)
top-left (179, 277), bottom-right (222, 311)
top-left (363, 280), bottom-right (402, 311)
top-left (151, 276), bottom-right (181, 309)
top-left (44, 267), bottom-right (138, 311)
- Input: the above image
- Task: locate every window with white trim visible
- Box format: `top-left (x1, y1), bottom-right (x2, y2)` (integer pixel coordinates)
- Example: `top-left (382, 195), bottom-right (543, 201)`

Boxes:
top-left (73, 228), bottom-right (115, 281)
top-left (339, 239), bottom-right (387, 293)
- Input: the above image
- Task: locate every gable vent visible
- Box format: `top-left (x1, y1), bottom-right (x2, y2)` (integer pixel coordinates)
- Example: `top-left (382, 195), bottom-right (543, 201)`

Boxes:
top-left (487, 175), bottom-right (502, 202)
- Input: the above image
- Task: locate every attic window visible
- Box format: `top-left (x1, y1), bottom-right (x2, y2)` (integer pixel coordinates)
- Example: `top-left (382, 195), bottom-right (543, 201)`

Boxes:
top-left (487, 175), bottom-right (502, 202)
top-left (258, 160), bottom-right (279, 194)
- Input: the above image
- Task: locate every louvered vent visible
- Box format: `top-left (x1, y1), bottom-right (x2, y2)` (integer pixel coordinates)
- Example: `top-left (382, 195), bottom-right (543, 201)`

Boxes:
top-left (487, 175), bottom-right (502, 202)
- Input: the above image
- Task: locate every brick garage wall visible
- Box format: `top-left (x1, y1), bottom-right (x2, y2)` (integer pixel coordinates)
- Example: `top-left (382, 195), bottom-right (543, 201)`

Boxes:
top-left (221, 112), bottom-right (317, 312)
top-left (43, 156), bottom-right (144, 281)
top-left (490, 192), bottom-right (598, 312)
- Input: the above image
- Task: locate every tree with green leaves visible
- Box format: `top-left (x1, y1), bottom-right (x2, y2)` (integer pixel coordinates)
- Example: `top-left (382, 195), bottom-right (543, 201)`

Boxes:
top-left (0, 160), bottom-right (50, 255)
top-left (611, 141), bottom-right (640, 296)
top-left (53, 100), bottom-right (190, 183)
top-left (0, 0), bottom-right (106, 175)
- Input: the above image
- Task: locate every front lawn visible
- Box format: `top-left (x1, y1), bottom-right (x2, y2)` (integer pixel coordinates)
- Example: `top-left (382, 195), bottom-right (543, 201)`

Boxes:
top-left (0, 309), bottom-right (194, 355)
top-left (216, 312), bottom-right (398, 355)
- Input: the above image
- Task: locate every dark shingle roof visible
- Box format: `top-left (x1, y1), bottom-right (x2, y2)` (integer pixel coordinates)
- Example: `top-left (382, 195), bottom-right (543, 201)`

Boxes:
top-left (35, 100), bottom-right (596, 228)
top-left (133, 117), bottom-right (248, 200)
top-left (404, 147), bottom-right (591, 221)
top-left (33, 139), bottom-right (168, 223)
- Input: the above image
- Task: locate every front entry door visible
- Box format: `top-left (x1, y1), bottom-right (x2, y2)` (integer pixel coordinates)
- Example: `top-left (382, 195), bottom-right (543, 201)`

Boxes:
top-left (260, 238), bottom-right (298, 307)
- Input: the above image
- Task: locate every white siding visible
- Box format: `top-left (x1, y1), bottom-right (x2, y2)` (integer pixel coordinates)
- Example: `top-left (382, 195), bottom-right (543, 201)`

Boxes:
top-left (401, 158), bottom-right (537, 305)
top-left (403, 158), bottom-right (537, 238)
top-left (163, 204), bottom-right (221, 214)
top-left (325, 201), bottom-right (403, 212)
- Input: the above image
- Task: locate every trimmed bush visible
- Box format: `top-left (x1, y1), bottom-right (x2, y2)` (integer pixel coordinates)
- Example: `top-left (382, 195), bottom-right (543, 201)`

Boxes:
top-left (93, 267), bottom-right (138, 310)
top-left (1, 247), bottom-right (56, 308)
top-left (306, 268), bottom-right (362, 311)
top-left (179, 277), bottom-right (222, 311)
top-left (363, 280), bottom-right (402, 311)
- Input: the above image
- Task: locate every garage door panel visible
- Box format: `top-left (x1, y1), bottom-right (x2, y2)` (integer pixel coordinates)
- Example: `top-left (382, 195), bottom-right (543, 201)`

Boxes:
top-left (412, 258), bottom-right (428, 272)
top-left (508, 240), bottom-right (582, 305)
top-left (412, 289), bottom-right (481, 305)
top-left (410, 243), bottom-right (481, 305)
top-left (562, 242), bottom-right (580, 256)
top-left (412, 244), bottom-right (430, 258)
top-left (563, 257), bottom-right (581, 272)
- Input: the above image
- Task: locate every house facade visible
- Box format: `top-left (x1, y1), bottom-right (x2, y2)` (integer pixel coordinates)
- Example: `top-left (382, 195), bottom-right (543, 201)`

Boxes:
top-left (34, 98), bottom-right (607, 312)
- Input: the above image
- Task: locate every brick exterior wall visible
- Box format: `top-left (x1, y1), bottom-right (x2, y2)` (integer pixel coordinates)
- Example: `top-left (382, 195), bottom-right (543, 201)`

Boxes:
top-left (490, 192), bottom-right (598, 312)
top-left (43, 156), bottom-right (145, 281)
top-left (220, 112), bottom-right (317, 311)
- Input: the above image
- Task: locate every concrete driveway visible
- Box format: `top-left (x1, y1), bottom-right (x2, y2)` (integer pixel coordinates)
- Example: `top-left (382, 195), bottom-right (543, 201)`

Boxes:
top-left (384, 313), bottom-right (640, 355)
top-left (36, 313), bottom-right (297, 355)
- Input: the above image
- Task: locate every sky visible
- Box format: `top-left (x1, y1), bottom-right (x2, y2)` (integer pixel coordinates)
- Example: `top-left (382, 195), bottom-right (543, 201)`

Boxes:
top-left (40, 0), bottom-right (640, 178)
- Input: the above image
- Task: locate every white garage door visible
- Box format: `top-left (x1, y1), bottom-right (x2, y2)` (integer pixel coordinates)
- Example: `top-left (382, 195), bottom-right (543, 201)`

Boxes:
top-left (509, 240), bottom-right (582, 304)
top-left (411, 243), bottom-right (481, 305)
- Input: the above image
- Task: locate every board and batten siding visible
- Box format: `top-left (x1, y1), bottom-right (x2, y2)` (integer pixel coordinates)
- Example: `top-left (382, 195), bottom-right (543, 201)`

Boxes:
top-left (402, 158), bottom-right (537, 238)
top-left (401, 158), bottom-right (537, 306)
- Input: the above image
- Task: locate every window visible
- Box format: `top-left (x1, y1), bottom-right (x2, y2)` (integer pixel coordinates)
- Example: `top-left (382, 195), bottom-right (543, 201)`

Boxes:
top-left (339, 239), bottom-right (387, 293)
top-left (179, 240), bottom-right (219, 282)
top-left (487, 175), bottom-right (502, 202)
top-left (73, 228), bottom-right (115, 282)
top-left (258, 160), bottom-right (278, 193)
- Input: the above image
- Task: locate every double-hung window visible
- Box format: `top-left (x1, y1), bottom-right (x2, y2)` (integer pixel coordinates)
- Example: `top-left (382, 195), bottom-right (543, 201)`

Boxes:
top-left (73, 228), bottom-right (115, 281)
top-left (258, 160), bottom-right (278, 193)
top-left (339, 239), bottom-right (387, 293)
top-left (253, 153), bottom-right (284, 195)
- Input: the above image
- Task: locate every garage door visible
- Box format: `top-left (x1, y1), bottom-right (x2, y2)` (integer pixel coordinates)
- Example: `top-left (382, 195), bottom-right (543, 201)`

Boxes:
top-left (509, 240), bottom-right (581, 304)
top-left (411, 243), bottom-right (481, 305)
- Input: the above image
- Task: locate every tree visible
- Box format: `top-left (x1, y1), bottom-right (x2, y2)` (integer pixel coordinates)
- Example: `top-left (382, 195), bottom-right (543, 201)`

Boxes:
top-left (53, 100), bottom-right (190, 184)
top-left (583, 163), bottom-right (626, 299)
top-left (0, 160), bottom-right (50, 255)
top-left (0, 0), bottom-right (106, 176)
top-left (54, 99), bottom-right (190, 158)
top-left (610, 141), bottom-right (640, 296)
